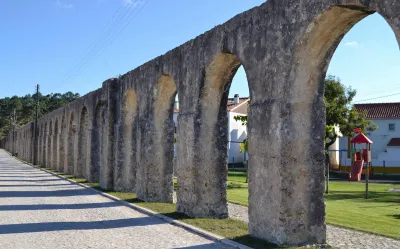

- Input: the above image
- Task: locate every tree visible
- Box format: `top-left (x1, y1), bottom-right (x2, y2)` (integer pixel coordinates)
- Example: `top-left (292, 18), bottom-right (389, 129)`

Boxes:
top-left (324, 75), bottom-right (377, 150)
top-left (0, 92), bottom-right (80, 139)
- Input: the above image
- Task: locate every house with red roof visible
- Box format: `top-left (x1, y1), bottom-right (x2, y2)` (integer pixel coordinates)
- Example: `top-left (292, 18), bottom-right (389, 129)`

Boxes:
top-left (339, 102), bottom-right (400, 173)
top-left (173, 94), bottom-right (249, 165)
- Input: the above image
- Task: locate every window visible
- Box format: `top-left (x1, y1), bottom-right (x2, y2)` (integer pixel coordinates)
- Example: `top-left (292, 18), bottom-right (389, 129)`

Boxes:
top-left (389, 123), bottom-right (395, 131)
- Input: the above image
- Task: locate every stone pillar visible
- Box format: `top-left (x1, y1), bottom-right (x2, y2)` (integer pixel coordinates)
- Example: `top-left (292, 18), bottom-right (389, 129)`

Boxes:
top-left (30, 123), bottom-right (34, 163)
top-left (175, 54), bottom-right (241, 218)
top-left (52, 120), bottom-right (59, 170)
top-left (67, 114), bottom-right (77, 175)
top-left (47, 123), bottom-right (53, 169)
top-left (114, 87), bottom-right (137, 192)
top-left (246, 55), bottom-right (326, 245)
top-left (42, 124), bottom-right (48, 168)
top-left (100, 79), bottom-right (118, 190)
top-left (136, 75), bottom-right (175, 203)
top-left (174, 92), bottom-right (225, 216)
top-left (77, 108), bottom-right (90, 178)
top-left (89, 103), bottom-right (103, 183)
top-left (59, 115), bottom-right (67, 173)
top-left (38, 125), bottom-right (43, 165)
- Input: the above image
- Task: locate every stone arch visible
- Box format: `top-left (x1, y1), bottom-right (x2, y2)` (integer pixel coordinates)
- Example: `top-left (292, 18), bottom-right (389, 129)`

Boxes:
top-left (293, 4), bottom-right (399, 106)
top-left (67, 112), bottom-right (77, 175)
top-left (115, 88), bottom-right (138, 192)
top-left (90, 102), bottom-right (103, 183)
top-left (53, 118), bottom-right (59, 170)
top-left (47, 120), bottom-right (53, 169)
top-left (77, 106), bottom-right (90, 178)
top-left (59, 114), bottom-right (67, 172)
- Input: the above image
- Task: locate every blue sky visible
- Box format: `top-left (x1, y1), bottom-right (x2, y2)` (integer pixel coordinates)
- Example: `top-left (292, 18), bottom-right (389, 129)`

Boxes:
top-left (0, 1), bottom-right (399, 103)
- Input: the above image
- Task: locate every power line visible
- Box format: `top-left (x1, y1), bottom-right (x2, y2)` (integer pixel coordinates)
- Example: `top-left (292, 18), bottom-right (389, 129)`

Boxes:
top-left (63, 3), bottom-right (126, 82)
top-left (63, 0), bottom-right (149, 84)
top-left (353, 92), bottom-right (400, 103)
top-left (67, 1), bottom-right (147, 82)
top-left (73, 0), bottom-right (151, 78)
top-left (64, 2), bottom-right (137, 83)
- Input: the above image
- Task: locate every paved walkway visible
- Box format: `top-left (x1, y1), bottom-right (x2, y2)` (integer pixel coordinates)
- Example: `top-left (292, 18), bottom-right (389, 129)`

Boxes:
top-left (0, 150), bottom-right (232, 249)
top-left (228, 203), bottom-right (400, 249)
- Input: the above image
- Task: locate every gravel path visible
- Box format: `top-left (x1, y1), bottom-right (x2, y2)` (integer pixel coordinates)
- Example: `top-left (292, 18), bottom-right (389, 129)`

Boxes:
top-left (0, 150), bottom-right (233, 249)
top-left (228, 203), bottom-right (400, 249)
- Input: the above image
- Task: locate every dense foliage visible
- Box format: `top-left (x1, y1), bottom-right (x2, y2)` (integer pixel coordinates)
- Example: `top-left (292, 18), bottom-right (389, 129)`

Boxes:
top-left (234, 75), bottom-right (377, 152)
top-left (324, 75), bottom-right (376, 149)
top-left (0, 92), bottom-right (80, 139)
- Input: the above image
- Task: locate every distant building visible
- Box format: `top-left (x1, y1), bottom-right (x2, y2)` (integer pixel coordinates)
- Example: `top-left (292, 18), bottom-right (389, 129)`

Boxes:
top-left (173, 94), bottom-right (249, 165)
top-left (339, 102), bottom-right (400, 173)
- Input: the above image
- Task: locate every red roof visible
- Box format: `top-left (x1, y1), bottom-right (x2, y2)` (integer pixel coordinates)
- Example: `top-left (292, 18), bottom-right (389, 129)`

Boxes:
top-left (387, 138), bottom-right (400, 147)
top-left (355, 103), bottom-right (400, 119)
top-left (350, 133), bottom-right (373, 144)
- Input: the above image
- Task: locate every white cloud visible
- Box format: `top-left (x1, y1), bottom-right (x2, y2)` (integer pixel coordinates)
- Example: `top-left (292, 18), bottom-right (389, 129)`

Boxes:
top-left (122, 0), bottom-right (143, 7)
top-left (344, 41), bottom-right (359, 47)
top-left (123, 0), bottom-right (133, 5)
top-left (56, 0), bottom-right (73, 9)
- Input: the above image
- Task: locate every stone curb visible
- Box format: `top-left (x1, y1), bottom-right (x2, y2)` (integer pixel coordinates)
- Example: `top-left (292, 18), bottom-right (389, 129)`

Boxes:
top-left (8, 154), bottom-right (251, 249)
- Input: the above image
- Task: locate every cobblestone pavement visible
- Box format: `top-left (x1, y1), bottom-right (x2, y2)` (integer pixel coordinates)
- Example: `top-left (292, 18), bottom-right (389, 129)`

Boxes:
top-left (228, 203), bottom-right (400, 249)
top-left (0, 150), bottom-right (233, 249)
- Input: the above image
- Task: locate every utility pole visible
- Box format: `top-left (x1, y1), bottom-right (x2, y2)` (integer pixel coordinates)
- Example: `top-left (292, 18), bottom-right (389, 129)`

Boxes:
top-left (33, 84), bottom-right (40, 165)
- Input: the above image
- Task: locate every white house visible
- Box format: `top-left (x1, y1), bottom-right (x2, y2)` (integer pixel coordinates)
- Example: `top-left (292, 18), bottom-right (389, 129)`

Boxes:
top-left (338, 102), bottom-right (400, 173)
top-left (173, 94), bottom-right (249, 165)
top-left (226, 95), bottom-right (249, 164)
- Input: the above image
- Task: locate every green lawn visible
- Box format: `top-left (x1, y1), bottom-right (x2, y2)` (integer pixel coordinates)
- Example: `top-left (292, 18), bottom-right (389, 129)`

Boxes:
top-left (227, 171), bottom-right (400, 239)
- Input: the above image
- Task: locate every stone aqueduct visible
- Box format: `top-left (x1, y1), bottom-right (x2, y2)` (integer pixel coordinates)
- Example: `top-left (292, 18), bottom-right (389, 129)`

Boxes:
top-left (1, 0), bottom-right (399, 246)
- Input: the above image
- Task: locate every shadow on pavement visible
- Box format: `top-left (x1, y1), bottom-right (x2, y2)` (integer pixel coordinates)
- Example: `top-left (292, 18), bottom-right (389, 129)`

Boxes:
top-left (0, 175), bottom-right (52, 178)
top-left (0, 202), bottom-right (122, 211)
top-left (0, 217), bottom-right (165, 234)
top-left (0, 179), bottom-right (63, 182)
top-left (0, 184), bottom-right (72, 187)
top-left (0, 189), bottom-right (97, 198)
